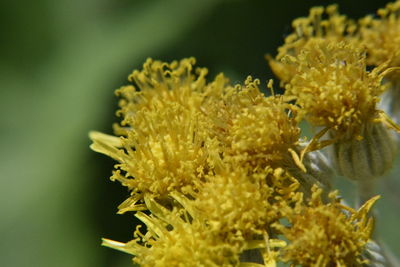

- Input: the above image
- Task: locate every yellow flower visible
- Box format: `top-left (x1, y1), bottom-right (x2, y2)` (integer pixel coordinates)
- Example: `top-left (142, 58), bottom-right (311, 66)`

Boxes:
top-left (269, 5), bottom-right (357, 83)
top-left (220, 78), bottom-right (301, 171)
top-left (90, 58), bottom-right (228, 212)
top-left (278, 39), bottom-right (400, 182)
top-left (103, 198), bottom-right (242, 267)
top-left (191, 169), bottom-right (276, 240)
top-left (203, 76), bottom-right (332, 198)
top-left (103, 196), bottom-right (284, 267)
top-left (201, 75), bottom-right (265, 144)
top-left (116, 57), bottom-right (207, 128)
top-left (202, 77), bottom-right (301, 170)
top-left (88, 2), bottom-right (400, 265)
top-left (359, 0), bottom-right (400, 125)
top-left (270, 6), bottom-right (400, 181)
top-left (284, 40), bottom-right (387, 140)
top-left (274, 186), bottom-right (379, 266)
top-left (359, 0), bottom-right (400, 74)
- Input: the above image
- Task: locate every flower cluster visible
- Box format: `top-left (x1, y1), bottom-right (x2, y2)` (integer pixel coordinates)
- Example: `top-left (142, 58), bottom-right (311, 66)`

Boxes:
top-left (90, 1), bottom-right (400, 266)
top-left (268, 3), bottom-right (400, 182)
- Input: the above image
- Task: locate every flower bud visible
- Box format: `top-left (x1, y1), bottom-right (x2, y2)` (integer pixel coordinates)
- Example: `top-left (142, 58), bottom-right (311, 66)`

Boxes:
top-left (332, 122), bottom-right (397, 181)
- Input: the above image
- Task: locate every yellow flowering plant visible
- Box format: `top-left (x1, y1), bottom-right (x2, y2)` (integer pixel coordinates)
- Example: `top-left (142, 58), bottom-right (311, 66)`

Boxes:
top-left (90, 1), bottom-right (400, 266)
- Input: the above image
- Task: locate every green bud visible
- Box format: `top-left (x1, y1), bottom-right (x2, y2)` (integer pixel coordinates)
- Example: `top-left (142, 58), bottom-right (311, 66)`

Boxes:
top-left (332, 122), bottom-right (397, 181)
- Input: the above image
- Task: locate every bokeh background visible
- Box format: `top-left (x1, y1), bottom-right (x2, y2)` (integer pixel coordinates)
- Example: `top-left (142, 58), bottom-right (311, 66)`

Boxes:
top-left (1, 0), bottom-right (399, 266)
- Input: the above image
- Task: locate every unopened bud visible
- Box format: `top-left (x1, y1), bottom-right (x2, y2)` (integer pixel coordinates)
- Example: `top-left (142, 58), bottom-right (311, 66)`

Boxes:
top-left (332, 122), bottom-right (396, 181)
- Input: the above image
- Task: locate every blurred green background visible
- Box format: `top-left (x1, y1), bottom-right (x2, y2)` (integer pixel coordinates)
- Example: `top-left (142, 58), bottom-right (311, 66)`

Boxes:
top-left (1, 0), bottom-right (399, 266)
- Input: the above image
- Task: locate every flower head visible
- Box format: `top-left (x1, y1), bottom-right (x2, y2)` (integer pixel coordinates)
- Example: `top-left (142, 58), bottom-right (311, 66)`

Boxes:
top-left (204, 77), bottom-right (301, 171)
top-left (269, 5), bottom-right (356, 83)
top-left (103, 199), bottom-right (243, 267)
top-left (103, 195), bottom-right (286, 267)
top-left (359, 1), bottom-right (400, 126)
top-left (202, 76), bottom-right (332, 198)
top-left (229, 83), bottom-right (300, 169)
top-left (274, 186), bottom-right (379, 266)
top-left (90, 58), bottom-right (229, 212)
top-left (191, 169), bottom-right (276, 241)
top-left (284, 40), bottom-right (387, 140)
top-left (360, 0), bottom-right (400, 74)
top-left (116, 57), bottom-right (207, 126)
